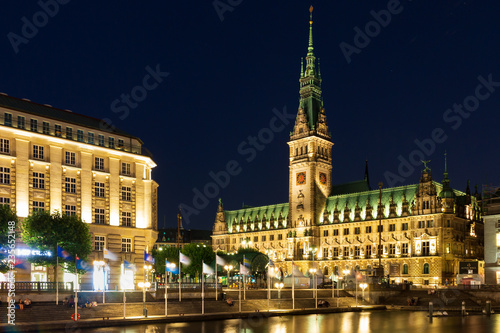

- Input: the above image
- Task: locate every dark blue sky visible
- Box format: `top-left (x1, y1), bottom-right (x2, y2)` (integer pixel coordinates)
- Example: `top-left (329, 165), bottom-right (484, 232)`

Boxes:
top-left (1, 1), bottom-right (499, 230)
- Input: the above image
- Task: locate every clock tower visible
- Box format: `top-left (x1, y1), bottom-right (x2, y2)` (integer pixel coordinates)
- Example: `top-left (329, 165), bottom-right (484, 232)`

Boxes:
top-left (287, 6), bottom-right (333, 260)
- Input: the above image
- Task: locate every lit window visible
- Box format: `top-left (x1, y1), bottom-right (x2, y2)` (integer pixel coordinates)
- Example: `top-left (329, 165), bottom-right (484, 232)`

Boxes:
top-left (0, 197), bottom-right (10, 206)
top-left (402, 223), bottom-right (408, 231)
top-left (65, 151), bottom-right (76, 165)
top-left (389, 244), bottom-right (396, 255)
top-left (343, 247), bottom-right (349, 257)
top-left (121, 162), bottom-right (131, 176)
top-left (30, 119), bottom-right (37, 132)
top-left (94, 208), bottom-right (105, 224)
top-left (66, 127), bottom-right (73, 140)
top-left (403, 264), bottom-right (409, 274)
top-left (422, 241), bottom-right (430, 255)
top-left (33, 201), bottom-right (45, 213)
top-left (43, 122), bottom-right (50, 134)
top-left (33, 172), bottom-right (45, 189)
top-left (323, 247), bottom-right (328, 258)
top-left (4, 113), bottom-right (12, 126)
top-left (108, 137), bottom-right (114, 148)
top-left (55, 124), bottom-right (62, 137)
top-left (333, 247), bottom-right (339, 257)
top-left (65, 205), bottom-right (76, 216)
top-left (94, 157), bottom-right (104, 170)
top-left (33, 145), bottom-right (44, 159)
top-left (355, 246), bottom-right (360, 256)
top-left (423, 263), bottom-right (430, 274)
top-left (88, 132), bottom-right (95, 144)
top-left (65, 177), bottom-right (76, 194)
top-left (122, 211), bottom-right (132, 227)
top-left (402, 243), bottom-right (409, 254)
top-left (17, 116), bottom-right (25, 129)
top-left (365, 245), bottom-right (372, 256)
top-left (122, 186), bottom-right (131, 201)
top-left (122, 238), bottom-right (132, 252)
top-left (95, 236), bottom-right (105, 251)
top-left (0, 138), bottom-right (9, 154)
top-left (0, 167), bottom-right (10, 185)
top-left (95, 182), bottom-right (105, 198)
top-left (77, 130), bottom-right (84, 142)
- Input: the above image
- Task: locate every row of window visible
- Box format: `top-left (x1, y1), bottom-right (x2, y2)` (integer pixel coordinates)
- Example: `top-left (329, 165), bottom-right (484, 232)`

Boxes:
top-left (94, 209), bottom-right (133, 226)
top-left (3, 112), bottom-right (126, 149)
top-left (325, 244), bottom-right (411, 257)
top-left (320, 221), bottom-right (434, 237)
top-left (330, 263), bottom-right (430, 276)
top-left (94, 235), bottom-right (132, 252)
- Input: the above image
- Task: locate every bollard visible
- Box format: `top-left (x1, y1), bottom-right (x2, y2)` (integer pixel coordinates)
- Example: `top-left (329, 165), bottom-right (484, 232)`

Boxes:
top-left (461, 301), bottom-right (466, 317)
top-left (486, 301), bottom-right (491, 316)
top-left (429, 302), bottom-right (433, 318)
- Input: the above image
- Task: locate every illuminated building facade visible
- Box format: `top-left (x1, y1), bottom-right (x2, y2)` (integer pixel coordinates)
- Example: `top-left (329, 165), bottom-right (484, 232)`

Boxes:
top-left (211, 9), bottom-right (484, 286)
top-left (482, 187), bottom-right (500, 285)
top-left (0, 94), bottom-right (158, 290)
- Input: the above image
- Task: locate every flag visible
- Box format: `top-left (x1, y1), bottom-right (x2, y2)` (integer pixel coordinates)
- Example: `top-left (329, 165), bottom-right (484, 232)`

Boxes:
top-left (243, 257), bottom-right (251, 268)
top-left (57, 246), bottom-right (73, 261)
top-left (103, 248), bottom-right (118, 261)
top-left (124, 260), bottom-right (137, 271)
top-left (179, 252), bottom-right (191, 266)
top-left (269, 259), bottom-right (275, 267)
top-left (13, 258), bottom-right (30, 270)
top-left (240, 264), bottom-right (250, 275)
top-left (144, 251), bottom-right (155, 264)
top-left (76, 257), bottom-right (92, 272)
top-left (215, 254), bottom-right (226, 266)
top-left (203, 263), bottom-right (214, 274)
top-left (166, 261), bottom-right (179, 274)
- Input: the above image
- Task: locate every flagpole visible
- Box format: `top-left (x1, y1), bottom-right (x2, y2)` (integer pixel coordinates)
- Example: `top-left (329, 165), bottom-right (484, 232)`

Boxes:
top-left (215, 259), bottom-right (218, 301)
top-left (292, 261), bottom-right (295, 310)
top-left (75, 254), bottom-right (78, 321)
top-left (165, 259), bottom-right (168, 317)
top-left (56, 243), bottom-right (59, 305)
top-left (179, 253), bottom-right (182, 302)
top-left (202, 260), bottom-right (205, 315)
top-left (238, 269), bottom-right (241, 313)
top-left (267, 265), bottom-right (270, 312)
top-left (243, 255), bottom-right (246, 301)
top-left (123, 271), bottom-right (126, 319)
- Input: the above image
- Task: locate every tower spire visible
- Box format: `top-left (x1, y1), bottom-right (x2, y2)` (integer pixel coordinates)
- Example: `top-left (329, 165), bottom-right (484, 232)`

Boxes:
top-left (308, 6), bottom-right (314, 56)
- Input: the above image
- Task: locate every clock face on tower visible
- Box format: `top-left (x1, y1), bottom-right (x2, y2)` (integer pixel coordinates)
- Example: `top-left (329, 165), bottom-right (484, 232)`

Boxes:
top-left (296, 172), bottom-right (306, 185)
top-left (319, 172), bottom-right (327, 185)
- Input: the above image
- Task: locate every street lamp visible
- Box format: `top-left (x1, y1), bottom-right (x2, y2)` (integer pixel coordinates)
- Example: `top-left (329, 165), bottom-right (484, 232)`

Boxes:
top-left (275, 282), bottom-right (284, 309)
top-left (224, 265), bottom-right (233, 288)
top-left (360, 283), bottom-right (368, 304)
top-left (138, 281), bottom-right (151, 317)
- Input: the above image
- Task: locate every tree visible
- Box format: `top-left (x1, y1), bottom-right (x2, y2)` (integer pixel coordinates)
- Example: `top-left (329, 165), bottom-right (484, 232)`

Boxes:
top-left (152, 246), bottom-right (180, 275)
top-left (21, 211), bottom-right (92, 273)
top-left (0, 205), bottom-right (18, 273)
top-left (237, 247), bottom-right (260, 255)
top-left (181, 243), bottom-right (215, 277)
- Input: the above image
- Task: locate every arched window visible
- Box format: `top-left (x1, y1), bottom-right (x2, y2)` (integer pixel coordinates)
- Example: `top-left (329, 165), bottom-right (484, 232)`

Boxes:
top-left (403, 264), bottom-right (408, 275)
top-left (423, 263), bottom-right (429, 274)
top-left (334, 266), bottom-right (339, 276)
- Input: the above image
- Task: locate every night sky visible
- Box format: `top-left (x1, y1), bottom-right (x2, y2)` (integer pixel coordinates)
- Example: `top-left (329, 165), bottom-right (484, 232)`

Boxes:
top-left (1, 1), bottom-right (499, 230)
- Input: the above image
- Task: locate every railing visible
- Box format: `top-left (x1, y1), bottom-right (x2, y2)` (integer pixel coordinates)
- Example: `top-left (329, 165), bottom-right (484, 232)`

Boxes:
top-left (156, 282), bottom-right (222, 290)
top-left (0, 281), bottom-right (74, 291)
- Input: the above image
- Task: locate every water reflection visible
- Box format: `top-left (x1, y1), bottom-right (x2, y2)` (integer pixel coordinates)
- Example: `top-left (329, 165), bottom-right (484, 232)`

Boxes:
top-left (78, 311), bottom-right (500, 333)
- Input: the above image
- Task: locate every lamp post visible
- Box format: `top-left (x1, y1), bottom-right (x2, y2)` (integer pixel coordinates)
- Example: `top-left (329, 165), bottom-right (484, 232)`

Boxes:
top-left (224, 265), bottom-right (233, 288)
top-left (360, 283), bottom-right (368, 305)
top-left (275, 282), bottom-right (284, 309)
top-left (138, 281), bottom-right (151, 317)
top-left (309, 268), bottom-right (317, 308)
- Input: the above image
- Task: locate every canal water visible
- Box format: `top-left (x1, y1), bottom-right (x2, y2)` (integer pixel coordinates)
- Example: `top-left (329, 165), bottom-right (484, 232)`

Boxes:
top-left (76, 311), bottom-right (500, 333)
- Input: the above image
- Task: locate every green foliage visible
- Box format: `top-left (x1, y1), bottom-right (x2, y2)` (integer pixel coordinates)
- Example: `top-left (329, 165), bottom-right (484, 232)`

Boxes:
top-left (21, 211), bottom-right (92, 273)
top-left (181, 243), bottom-right (215, 277)
top-left (237, 247), bottom-right (260, 254)
top-left (0, 205), bottom-right (18, 273)
top-left (152, 246), bottom-right (180, 275)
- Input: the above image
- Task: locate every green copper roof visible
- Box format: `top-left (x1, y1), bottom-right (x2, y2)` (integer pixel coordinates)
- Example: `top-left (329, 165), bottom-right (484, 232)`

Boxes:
top-left (224, 203), bottom-right (289, 233)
